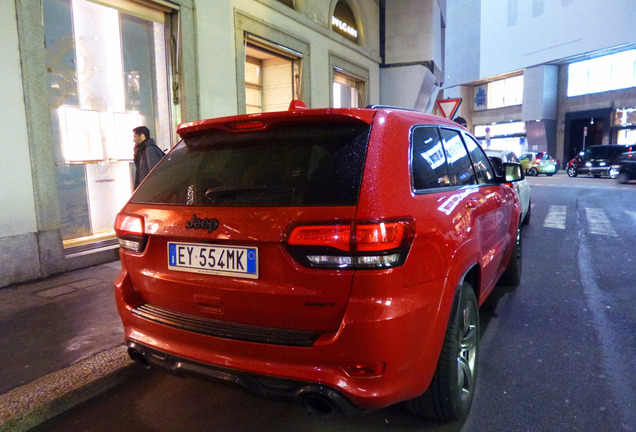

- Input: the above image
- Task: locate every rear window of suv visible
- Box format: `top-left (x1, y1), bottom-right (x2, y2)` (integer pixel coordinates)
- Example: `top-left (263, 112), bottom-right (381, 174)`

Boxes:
top-left (131, 123), bottom-right (371, 207)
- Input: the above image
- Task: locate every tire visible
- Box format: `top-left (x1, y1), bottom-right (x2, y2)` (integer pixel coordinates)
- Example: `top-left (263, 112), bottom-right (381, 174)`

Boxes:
top-left (498, 221), bottom-right (522, 287)
top-left (617, 173), bottom-right (629, 184)
top-left (528, 167), bottom-right (538, 176)
top-left (522, 199), bottom-right (531, 225)
top-left (567, 166), bottom-right (577, 177)
top-left (407, 282), bottom-right (479, 422)
top-left (546, 172), bottom-right (554, 176)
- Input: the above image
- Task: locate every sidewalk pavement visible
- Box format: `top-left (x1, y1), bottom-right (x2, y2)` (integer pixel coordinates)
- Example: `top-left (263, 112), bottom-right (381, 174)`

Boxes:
top-left (0, 260), bottom-right (140, 432)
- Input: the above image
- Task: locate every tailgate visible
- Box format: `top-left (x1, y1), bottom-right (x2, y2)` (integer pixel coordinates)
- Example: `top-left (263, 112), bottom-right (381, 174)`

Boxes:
top-left (122, 204), bottom-right (356, 332)
top-left (120, 113), bottom-right (374, 333)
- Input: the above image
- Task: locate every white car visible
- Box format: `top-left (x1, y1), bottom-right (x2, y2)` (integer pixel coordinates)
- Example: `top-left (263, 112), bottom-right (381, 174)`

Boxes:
top-left (486, 149), bottom-right (531, 225)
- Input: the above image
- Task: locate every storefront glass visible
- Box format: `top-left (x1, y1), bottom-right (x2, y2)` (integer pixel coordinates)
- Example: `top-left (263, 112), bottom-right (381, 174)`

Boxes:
top-left (474, 121), bottom-right (526, 155)
top-left (615, 108), bottom-right (636, 144)
top-left (332, 71), bottom-right (362, 108)
top-left (244, 41), bottom-right (301, 113)
top-left (44, 0), bottom-right (173, 248)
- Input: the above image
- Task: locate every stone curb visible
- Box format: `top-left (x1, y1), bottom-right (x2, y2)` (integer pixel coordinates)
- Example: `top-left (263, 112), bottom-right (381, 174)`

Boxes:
top-left (0, 345), bottom-right (137, 432)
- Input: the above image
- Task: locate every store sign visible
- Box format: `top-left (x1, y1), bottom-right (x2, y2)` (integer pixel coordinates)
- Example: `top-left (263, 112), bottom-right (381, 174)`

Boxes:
top-left (332, 1), bottom-right (358, 42)
top-left (473, 85), bottom-right (487, 111)
top-left (332, 16), bottom-right (358, 39)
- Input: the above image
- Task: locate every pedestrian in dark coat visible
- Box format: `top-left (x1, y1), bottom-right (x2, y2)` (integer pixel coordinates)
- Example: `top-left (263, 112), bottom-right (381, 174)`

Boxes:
top-left (132, 126), bottom-right (164, 189)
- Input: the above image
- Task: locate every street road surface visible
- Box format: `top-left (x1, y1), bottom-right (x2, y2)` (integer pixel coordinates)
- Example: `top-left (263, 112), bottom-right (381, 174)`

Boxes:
top-left (33, 174), bottom-right (636, 432)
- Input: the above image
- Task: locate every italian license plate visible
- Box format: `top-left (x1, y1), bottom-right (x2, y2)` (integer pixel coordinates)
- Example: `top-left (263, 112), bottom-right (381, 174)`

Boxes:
top-left (168, 242), bottom-right (258, 279)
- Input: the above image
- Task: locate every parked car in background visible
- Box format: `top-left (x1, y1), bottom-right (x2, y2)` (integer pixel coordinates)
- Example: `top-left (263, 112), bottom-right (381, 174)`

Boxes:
top-left (519, 152), bottom-right (557, 176)
top-left (115, 102), bottom-right (525, 422)
top-left (566, 144), bottom-right (633, 178)
top-left (486, 149), bottom-right (531, 225)
top-left (616, 150), bottom-right (636, 183)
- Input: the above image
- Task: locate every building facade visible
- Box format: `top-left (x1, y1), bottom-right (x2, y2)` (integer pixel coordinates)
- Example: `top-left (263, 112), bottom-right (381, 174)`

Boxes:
top-left (442, 0), bottom-right (636, 166)
top-left (3, 0), bottom-right (448, 287)
top-left (5, 0), bottom-right (636, 288)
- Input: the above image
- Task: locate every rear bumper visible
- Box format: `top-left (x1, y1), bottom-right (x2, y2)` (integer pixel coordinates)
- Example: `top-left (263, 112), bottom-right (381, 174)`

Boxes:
top-left (114, 269), bottom-right (450, 411)
top-left (127, 340), bottom-right (363, 415)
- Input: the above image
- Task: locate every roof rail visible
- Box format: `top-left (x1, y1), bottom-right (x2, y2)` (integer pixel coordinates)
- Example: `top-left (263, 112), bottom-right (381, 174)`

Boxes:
top-left (365, 105), bottom-right (421, 113)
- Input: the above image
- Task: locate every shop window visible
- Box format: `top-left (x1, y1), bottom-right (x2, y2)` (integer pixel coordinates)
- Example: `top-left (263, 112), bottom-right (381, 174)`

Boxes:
top-left (616, 108), bottom-right (636, 145)
top-left (567, 49), bottom-right (636, 97)
top-left (474, 121), bottom-right (526, 154)
top-left (332, 1), bottom-right (359, 43)
top-left (474, 76), bottom-right (523, 111)
top-left (44, 0), bottom-right (174, 247)
top-left (330, 55), bottom-right (368, 108)
top-left (245, 57), bottom-right (263, 114)
top-left (487, 76), bottom-right (523, 109)
top-left (244, 39), bottom-right (302, 113)
top-left (332, 71), bottom-right (363, 108)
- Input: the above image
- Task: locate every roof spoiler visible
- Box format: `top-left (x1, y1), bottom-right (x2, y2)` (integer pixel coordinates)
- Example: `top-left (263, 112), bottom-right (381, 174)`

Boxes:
top-left (289, 100), bottom-right (308, 110)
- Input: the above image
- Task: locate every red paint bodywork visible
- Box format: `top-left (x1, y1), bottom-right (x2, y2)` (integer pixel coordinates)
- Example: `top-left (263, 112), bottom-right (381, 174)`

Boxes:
top-left (114, 106), bottom-right (520, 410)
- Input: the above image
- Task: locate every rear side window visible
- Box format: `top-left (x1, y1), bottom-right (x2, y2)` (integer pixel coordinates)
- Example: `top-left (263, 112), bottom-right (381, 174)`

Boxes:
top-left (131, 123), bottom-right (371, 206)
top-left (463, 133), bottom-right (496, 184)
top-left (440, 128), bottom-right (476, 186)
top-left (410, 126), bottom-right (450, 190)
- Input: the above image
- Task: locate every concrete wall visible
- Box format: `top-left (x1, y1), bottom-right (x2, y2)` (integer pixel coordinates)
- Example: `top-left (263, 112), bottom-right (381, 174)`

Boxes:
top-left (479, 0), bottom-right (636, 80)
top-left (1, 0), bottom-right (382, 288)
top-left (380, 0), bottom-right (444, 111)
top-left (444, 0), bottom-right (480, 87)
top-left (0, 0), bottom-right (47, 285)
top-left (196, 0), bottom-right (381, 119)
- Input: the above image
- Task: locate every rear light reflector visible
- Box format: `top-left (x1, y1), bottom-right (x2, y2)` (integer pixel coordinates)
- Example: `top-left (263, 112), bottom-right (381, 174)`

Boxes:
top-left (286, 219), bottom-right (414, 270)
top-left (341, 361), bottom-right (386, 377)
top-left (114, 213), bottom-right (147, 252)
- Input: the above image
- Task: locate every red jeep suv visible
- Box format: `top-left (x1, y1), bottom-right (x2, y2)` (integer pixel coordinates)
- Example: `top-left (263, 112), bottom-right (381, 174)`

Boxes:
top-left (115, 102), bottom-right (523, 421)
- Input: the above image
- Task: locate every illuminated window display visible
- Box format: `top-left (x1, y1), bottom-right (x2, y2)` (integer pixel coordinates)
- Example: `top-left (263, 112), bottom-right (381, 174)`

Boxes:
top-left (244, 40), bottom-right (301, 113)
top-left (44, 0), bottom-right (173, 248)
top-left (332, 71), bottom-right (363, 108)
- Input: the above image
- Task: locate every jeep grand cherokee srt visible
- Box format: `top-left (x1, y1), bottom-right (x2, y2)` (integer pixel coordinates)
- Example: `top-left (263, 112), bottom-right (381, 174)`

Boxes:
top-left (115, 102), bottom-right (524, 421)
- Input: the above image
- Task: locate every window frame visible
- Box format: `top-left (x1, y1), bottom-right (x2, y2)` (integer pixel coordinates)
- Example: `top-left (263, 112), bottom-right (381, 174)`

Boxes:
top-left (329, 53), bottom-right (369, 108)
top-left (234, 13), bottom-right (310, 113)
top-left (411, 125), bottom-right (497, 194)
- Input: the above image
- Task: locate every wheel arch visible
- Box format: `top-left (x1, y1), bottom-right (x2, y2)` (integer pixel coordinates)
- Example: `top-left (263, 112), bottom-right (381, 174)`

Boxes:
top-left (461, 264), bottom-right (481, 303)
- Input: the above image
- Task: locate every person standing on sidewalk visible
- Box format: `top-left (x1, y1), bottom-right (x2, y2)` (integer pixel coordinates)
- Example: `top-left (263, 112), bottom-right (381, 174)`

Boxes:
top-left (132, 126), bottom-right (164, 189)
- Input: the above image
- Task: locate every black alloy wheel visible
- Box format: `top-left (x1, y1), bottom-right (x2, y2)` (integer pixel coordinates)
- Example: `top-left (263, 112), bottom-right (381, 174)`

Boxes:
top-left (407, 281), bottom-right (479, 422)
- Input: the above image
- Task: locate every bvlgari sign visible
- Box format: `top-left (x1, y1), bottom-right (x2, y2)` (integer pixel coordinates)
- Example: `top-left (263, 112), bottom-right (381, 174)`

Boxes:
top-left (332, 16), bottom-right (358, 39)
top-left (332, 1), bottom-right (358, 43)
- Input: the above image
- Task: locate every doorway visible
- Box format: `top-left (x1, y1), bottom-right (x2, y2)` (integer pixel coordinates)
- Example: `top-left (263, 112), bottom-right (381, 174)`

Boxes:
top-left (564, 108), bottom-right (611, 162)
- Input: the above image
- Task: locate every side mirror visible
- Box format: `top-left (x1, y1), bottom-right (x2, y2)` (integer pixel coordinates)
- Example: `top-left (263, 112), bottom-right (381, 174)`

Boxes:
top-left (502, 162), bottom-right (524, 182)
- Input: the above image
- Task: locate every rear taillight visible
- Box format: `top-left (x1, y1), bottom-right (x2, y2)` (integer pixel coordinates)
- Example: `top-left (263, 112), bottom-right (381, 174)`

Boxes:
top-left (286, 219), bottom-right (415, 269)
top-left (114, 213), bottom-right (147, 252)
